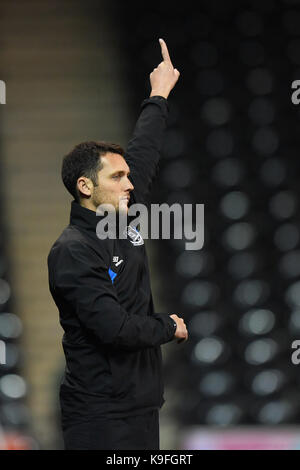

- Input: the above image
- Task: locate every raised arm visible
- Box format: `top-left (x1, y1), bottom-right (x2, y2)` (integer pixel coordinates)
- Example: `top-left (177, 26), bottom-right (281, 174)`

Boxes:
top-left (125, 39), bottom-right (180, 204)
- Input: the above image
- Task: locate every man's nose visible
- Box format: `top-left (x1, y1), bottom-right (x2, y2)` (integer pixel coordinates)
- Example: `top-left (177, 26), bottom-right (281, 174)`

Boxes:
top-left (126, 177), bottom-right (134, 192)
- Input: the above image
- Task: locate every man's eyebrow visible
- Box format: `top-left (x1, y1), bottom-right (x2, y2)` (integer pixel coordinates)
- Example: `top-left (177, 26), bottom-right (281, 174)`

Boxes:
top-left (111, 169), bottom-right (131, 176)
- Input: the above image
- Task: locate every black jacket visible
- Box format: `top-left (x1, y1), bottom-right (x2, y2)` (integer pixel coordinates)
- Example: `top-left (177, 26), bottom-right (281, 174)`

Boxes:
top-left (47, 96), bottom-right (177, 427)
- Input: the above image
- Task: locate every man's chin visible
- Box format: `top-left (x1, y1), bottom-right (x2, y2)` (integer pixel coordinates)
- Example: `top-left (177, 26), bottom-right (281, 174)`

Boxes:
top-left (118, 201), bottom-right (129, 214)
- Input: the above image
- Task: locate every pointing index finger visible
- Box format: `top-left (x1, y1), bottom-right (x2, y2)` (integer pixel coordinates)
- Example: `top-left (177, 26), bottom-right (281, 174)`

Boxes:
top-left (159, 38), bottom-right (172, 64)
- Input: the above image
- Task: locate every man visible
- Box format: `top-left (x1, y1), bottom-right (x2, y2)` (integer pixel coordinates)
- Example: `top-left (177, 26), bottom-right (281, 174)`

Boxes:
top-left (47, 38), bottom-right (188, 450)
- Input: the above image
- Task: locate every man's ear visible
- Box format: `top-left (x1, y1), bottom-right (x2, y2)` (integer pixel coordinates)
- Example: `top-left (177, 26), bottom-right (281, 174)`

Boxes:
top-left (77, 176), bottom-right (93, 198)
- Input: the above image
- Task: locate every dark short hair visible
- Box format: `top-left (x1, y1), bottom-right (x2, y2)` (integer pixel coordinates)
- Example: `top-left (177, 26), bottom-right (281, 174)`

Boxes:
top-left (61, 141), bottom-right (124, 202)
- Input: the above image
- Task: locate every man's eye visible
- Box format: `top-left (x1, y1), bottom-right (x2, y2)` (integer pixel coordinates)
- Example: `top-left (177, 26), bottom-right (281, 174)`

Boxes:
top-left (112, 175), bottom-right (121, 179)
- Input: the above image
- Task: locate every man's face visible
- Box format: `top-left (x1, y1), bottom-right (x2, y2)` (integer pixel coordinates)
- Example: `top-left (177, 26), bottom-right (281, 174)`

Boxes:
top-left (91, 152), bottom-right (134, 213)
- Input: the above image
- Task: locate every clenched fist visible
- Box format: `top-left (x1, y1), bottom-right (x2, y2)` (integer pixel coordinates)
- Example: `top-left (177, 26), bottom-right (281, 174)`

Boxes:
top-left (170, 314), bottom-right (188, 344)
top-left (150, 38), bottom-right (180, 100)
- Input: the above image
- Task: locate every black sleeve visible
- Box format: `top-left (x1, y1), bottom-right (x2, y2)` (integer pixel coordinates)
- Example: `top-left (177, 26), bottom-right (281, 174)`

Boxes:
top-left (49, 241), bottom-right (176, 351)
top-left (124, 96), bottom-right (169, 204)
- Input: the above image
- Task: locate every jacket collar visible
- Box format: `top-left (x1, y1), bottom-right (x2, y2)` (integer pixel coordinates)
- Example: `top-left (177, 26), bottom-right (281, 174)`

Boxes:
top-left (69, 200), bottom-right (130, 236)
top-left (69, 200), bottom-right (99, 233)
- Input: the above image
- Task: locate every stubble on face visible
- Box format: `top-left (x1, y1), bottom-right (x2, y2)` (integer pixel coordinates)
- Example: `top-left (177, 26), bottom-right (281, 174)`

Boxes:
top-left (92, 185), bottom-right (122, 211)
top-left (90, 153), bottom-right (132, 213)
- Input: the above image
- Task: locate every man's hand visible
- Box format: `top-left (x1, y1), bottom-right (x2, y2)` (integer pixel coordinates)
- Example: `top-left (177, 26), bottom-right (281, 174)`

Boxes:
top-left (170, 314), bottom-right (188, 344)
top-left (149, 38), bottom-right (180, 100)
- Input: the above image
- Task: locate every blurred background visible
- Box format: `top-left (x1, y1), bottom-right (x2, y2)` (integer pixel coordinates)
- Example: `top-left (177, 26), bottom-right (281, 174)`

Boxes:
top-left (1, 0), bottom-right (300, 450)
